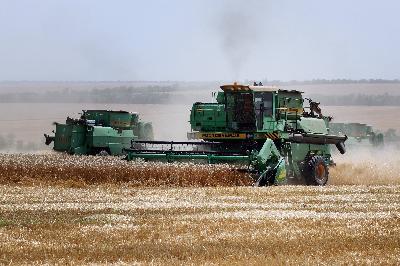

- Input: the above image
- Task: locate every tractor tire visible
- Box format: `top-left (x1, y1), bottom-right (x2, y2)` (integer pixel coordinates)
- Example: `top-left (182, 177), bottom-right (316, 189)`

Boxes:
top-left (304, 156), bottom-right (329, 186)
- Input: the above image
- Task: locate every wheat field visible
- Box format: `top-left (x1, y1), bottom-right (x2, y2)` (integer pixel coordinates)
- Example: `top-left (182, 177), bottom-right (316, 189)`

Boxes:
top-left (0, 185), bottom-right (399, 265)
top-left (0, 153), bottom-right (400, 264)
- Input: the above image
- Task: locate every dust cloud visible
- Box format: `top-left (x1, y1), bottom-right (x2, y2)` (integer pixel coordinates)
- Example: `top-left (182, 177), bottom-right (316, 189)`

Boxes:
top-left (0, 133), bottom-right (45, 152)
top-left (330, 144), bottom-right (400, 185)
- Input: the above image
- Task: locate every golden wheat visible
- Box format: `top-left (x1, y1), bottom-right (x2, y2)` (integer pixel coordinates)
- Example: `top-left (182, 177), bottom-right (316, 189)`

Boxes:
top-left (0, 153), bottom-right (253, 187)
top-left (0, 185), bottom-right (399, 265)
top-left (2, 152), bottom-right (400, 188)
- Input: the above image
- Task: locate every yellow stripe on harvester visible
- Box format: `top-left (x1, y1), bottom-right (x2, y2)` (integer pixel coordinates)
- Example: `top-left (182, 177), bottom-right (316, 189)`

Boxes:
top-left (197, 132), bottom-right (247, 139)
top-left (194, 132), bottom-right (280, 140)
top-left (255, 133), bottom-right (279, 140)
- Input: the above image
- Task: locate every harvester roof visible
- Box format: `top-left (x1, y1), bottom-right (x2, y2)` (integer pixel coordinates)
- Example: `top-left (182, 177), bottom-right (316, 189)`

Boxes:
top-left (220, 83), bottom-right (302, 94)
top-left (220, 84), bottom-right (277, 92)
top-left (84, 109), bottom-right (130, 114)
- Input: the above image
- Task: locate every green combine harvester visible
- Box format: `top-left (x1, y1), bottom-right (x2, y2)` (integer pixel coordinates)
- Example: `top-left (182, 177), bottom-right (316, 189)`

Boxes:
top-left (125, 83), bottom-right (347, 186)
top-left (329, 122), bottom-right (384, 148)
top-left (44, 110), bottom-right (153, 155)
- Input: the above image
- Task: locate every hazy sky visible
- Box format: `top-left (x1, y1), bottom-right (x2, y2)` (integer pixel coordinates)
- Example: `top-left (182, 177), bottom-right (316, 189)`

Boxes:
top-left (0, 0), bottom-right (399, 81)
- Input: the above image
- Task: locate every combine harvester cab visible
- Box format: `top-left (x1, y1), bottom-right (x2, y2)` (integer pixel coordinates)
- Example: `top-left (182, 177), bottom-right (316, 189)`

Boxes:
top-left (125, 83), bottom-right (347, 186)
top-left (44, 110), bottom-right (153, 156)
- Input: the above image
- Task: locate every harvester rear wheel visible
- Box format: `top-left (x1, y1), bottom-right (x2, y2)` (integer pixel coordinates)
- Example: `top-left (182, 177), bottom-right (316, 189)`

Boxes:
top-left (304, 156), bottom-right (329, 186)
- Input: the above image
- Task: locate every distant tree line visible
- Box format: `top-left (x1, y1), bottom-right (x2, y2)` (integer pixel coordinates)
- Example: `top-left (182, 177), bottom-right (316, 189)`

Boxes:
top-left (0, 86), bottom-right (174, 104)
top-left (261, 79), bottom-right (400, 85)
top-left (309, 93), bottom-right (400, 106)
top-left (1, 84), bottom-right (400, 106)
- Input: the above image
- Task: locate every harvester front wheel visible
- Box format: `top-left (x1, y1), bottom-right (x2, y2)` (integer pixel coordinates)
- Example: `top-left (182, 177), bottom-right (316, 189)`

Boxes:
top-left (304, 156), bottom-right (329, 186)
